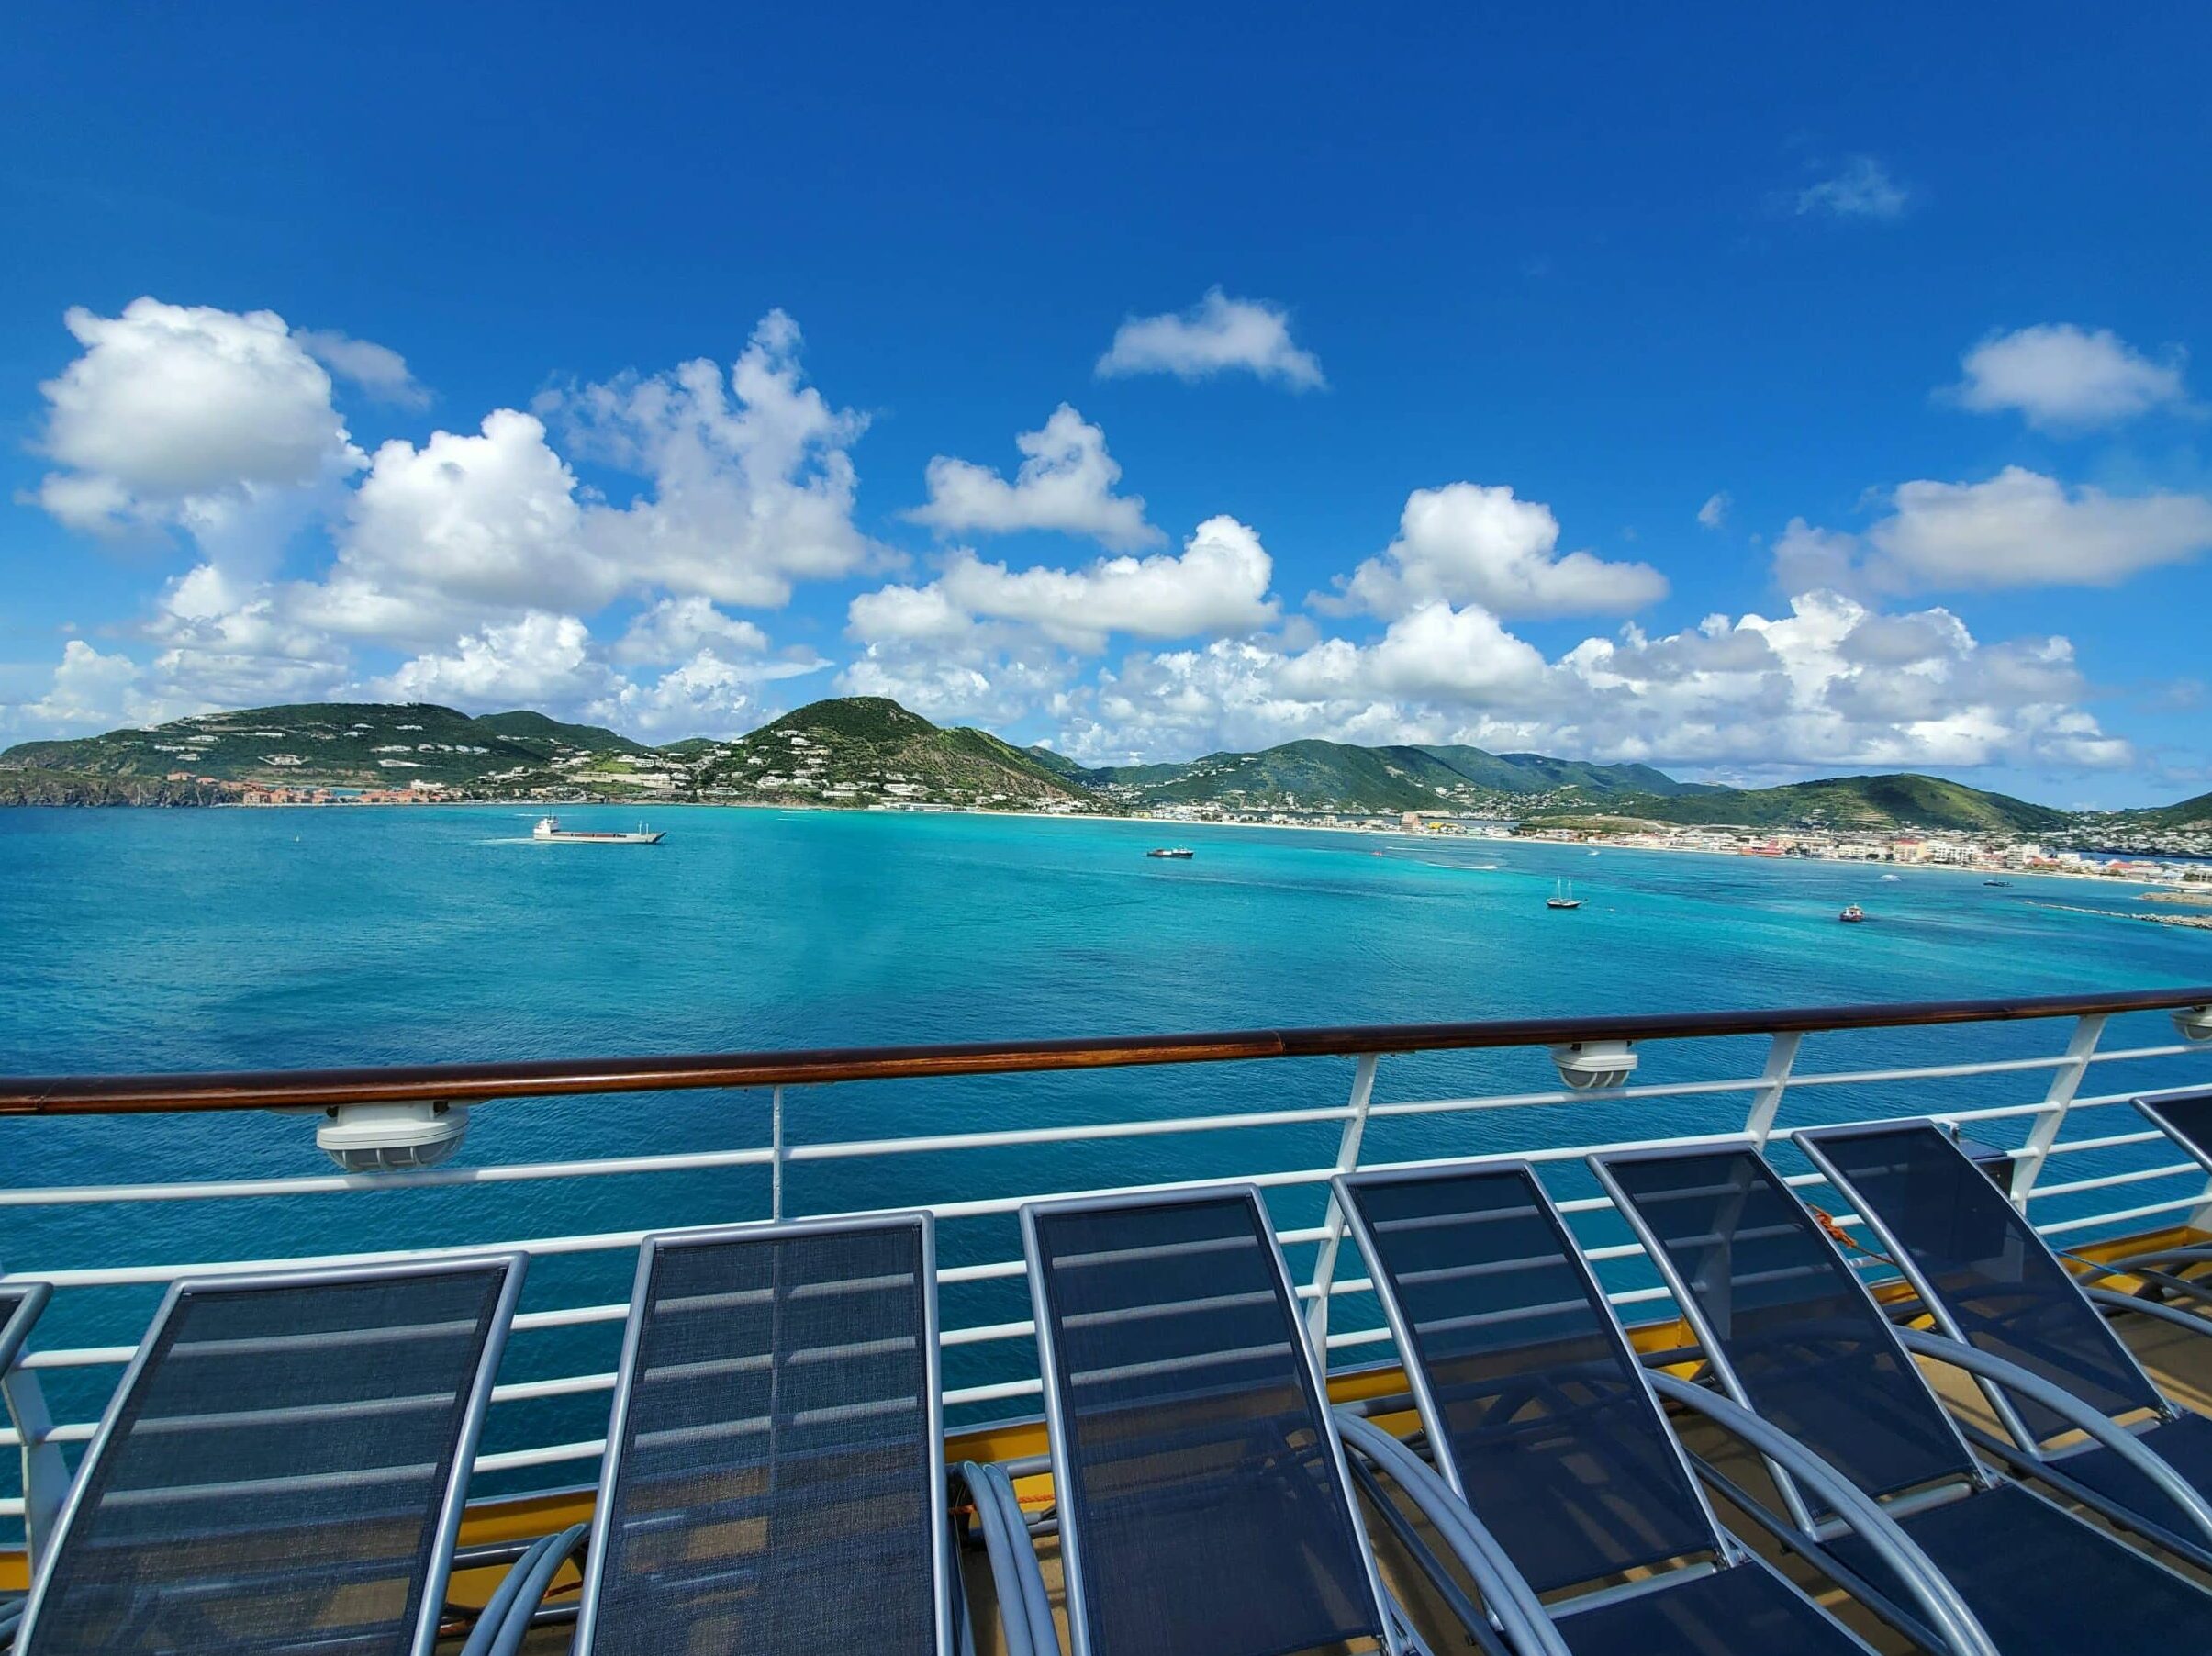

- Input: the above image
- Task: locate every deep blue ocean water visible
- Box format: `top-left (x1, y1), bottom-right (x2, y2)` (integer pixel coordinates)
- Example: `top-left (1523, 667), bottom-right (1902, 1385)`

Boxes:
top-left (4, 803), bottom-right (2210, 1471)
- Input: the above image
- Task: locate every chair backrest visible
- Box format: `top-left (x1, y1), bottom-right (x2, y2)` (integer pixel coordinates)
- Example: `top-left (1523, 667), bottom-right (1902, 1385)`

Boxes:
top-left (1339, 1161), bottom-right (1726, 1595)
top-left (575, 1213), bottom-right (951, 1656)
top-left (1594, 1145), bottom-right (1977, 1518)
top-left (1023, 1187), bottom-right (1395, 1656)
top-left (1797, 1121), bottom-right (2165, 1447)
top-left (2139, 1091), bottom-right (2212, 1178)
top-left (17, 1255), bottom-right (523, 1656)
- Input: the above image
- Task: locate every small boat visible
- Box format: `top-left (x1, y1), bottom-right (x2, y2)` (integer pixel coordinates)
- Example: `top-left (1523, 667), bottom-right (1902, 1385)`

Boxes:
top-left (1983, 879), bottom-right (2012, 888)
top-left (532, 815), bottom-right (664, 845)
top-left (1839, 903), bottom-right (1867, 923)
top-left (1146, 847), bottom-right (1195, 859)
top-left (1879, 873), bottom-right (1901, 882)
top-left (1547, 879), bottom-right (1581, 911)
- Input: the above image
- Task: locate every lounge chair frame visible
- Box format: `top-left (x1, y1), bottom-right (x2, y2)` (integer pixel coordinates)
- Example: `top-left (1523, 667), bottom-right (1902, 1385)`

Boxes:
top-left (1335, 1159), bottom-right (1983, 1656)
top-left (11, 1253), bottom-right (525, 1656)
top-left (1334, 1160), bottom-right (1735, 1559)
top-left (2118, 1093), bottom-right (2212, 1303)
top-left (1595, 1139), bottom-right (2212, 1651)
top-left (1795, 1120), bottom-right (2177, 1456)
top-left (0, 1287), bottom-right (48, 1381)
top-left (1591, 1139), bottom-right (1993, 1538)
top-left (569, 1211), bottom-right (960, 1656)
top-left (1022, 1182), bottom-right (1413, 1656)
top-left (0, 1286), bottom-right (53, 1650)
top-left (1794, 1119), bottom-right (2212, 1568)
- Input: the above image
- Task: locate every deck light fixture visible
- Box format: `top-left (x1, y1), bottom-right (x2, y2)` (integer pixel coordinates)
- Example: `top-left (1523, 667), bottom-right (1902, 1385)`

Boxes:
top-left (1549, 1039), bottom-right (1638, 1090)
top-left (315, 1101), bottom-right (471, 1172)
top-left (2175, 1005), bottom-right (2212, 1045)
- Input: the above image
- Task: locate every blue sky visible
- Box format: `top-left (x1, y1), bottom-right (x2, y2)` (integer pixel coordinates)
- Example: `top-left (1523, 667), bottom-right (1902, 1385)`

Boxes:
top-left (2, 5), bottom-right (2207, 807)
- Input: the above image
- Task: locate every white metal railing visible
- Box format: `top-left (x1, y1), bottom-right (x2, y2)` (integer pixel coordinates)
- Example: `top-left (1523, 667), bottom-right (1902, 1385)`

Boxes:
top-left (3, 995), bottom-right (2210, 1548)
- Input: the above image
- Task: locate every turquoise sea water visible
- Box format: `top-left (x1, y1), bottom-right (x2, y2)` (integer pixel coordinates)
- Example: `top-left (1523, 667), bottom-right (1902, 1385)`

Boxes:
top-left (4, 803), bottom-right (2211, 1468)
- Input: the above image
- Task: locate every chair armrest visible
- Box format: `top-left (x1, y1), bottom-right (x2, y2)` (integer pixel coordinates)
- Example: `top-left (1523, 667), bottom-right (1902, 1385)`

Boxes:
top-left (1332, 1411), bottom-right (1572, 1656)
top-left (2079, 1244), bottom-right (2212, 1279)
top-left (1646, 1371), bottom-right (1998, 1656)
top-left (0, 1284), bottom-right (50, 1379)
top-left (2070, 1248), bottom-right (2212, 1308)
top-left (456, 1521), bottom-right (589, 1656)
top-left (956, 1462), bottom-right (1057, 1656)
top-left (1893, 1325), bottom-right (2212, 1545)
top-left (2084, 1283), bottom-right (2212, 1340)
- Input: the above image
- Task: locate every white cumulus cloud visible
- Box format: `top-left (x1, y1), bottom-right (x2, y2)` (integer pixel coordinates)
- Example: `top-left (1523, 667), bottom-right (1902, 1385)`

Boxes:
top-left (588, 649), bottom-right (823, 740)
top-left (838, 515), bottom-right (1280, 723)
top-left (28, 308), bottom-right (885, 722)
top-left (16, 640), bottom-right (185, 731)
top-left (855, 514), bottom-right (1278, 655)
top-left (837, 645), bottom-right (1076, 730)
top-left (908, 405), bottom-right (1158, 550)
top-left (612, 596), bottom-right (771, 664)
top-left (28, 297), bottom-right (363, 565)
top-left (1335, 483), bottom-right (1667, 619)
top-left (1095, 288), bottom-right (1324, 389)
top-left (1775, 466), bottom-right (2212, 595)
top-left (1697, 491), bottom-right (1731, 530)
top-left (1057, 588), bottom-right (2129, 778)
top-left (553, 309), bottom-right (884, 606)
top-left (304, 409), bottom-right (603, 645)
top-left (1949, 324), bottom-right (2192, 431)
top-left (295, 330), bottom-right (431, 409)
top-left (374, 610), bottom-right (820, 738)
top-left (375, 612), bottom-right (607, 710)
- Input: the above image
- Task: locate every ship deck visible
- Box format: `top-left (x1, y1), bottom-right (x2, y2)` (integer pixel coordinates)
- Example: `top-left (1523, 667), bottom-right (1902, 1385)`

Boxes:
top-left (452, 1226), bottom-right (2212, 1655)
top-left (6, 984), bottom-right (2212, 1650)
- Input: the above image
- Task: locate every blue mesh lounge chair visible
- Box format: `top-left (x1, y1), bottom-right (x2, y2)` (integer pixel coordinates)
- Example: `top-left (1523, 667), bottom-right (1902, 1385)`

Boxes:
top-left (10, 1254), bottom-right (525, 1656)
top-left (2106, 1091), bottom-right (2212, 1304)
top-left (1595, 1142), bottom-right (2212, 1655)
top-left (1331, 1159), bottom-right (1994, 1656)
top-left (0, 1283), bottom-right (54, 1647)
top-left (469, 1212), bottom-right (1053, 1656)
top-left (1797, 1118), bottom-right (2212, 1571)
top-left (1022, 1185), bottom-right (1449, 1656)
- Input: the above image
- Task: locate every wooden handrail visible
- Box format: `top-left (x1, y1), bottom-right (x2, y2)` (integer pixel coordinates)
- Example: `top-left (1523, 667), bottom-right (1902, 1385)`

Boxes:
top-left (1, 985), bottom-right (2206, 1117)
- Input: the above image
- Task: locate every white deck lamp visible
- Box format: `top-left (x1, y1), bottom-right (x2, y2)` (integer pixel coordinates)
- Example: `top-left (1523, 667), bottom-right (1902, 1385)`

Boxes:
top-left (314, 1101), bottom-right (471, 1172)
top-left (1549, 1039), bottom-right (1638, 1090)
top-left (2175, 1005), bottom-right (2212, 1045)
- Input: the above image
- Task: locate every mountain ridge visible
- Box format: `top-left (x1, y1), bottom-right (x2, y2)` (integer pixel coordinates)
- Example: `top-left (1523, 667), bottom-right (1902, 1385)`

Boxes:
top-left (3, 695), bottom-right (2199, 839)
top-left (1520, 772), bottom-right (2073, 835)
top-left (679, 696), bottom-right (1080, 806)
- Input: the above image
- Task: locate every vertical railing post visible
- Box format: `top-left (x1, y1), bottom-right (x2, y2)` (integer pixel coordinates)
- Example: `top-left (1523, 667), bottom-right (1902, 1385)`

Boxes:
top-left (1, 1264), bottom-right (68, 1570)
top-left (2011, 1014), bottom-right (2106, 1208)
top-left (770, 1085), bottom-right (786, 1222)
top-left (1742, 1032), bottom-right (1804, 1147)
top-left (1306, 1053), bottom-right (1380, 1349)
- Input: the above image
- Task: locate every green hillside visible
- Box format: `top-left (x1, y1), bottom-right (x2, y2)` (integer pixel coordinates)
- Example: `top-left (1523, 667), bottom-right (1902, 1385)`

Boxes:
top-left (2122, 791), bottom-right (2212, 831)
top-left (1051, 737), bottom-right (1711, 812)
top-left (1525, 772), bottom-right (2072, 834)
top-left (1414, 746), bottom-right (1722, 799)
top-left (7, 696), bottom-right (2186, 841)
top-left (684, 697), bottom-right (1083, 807)
top-left (0, 702), bottom-right (642, 789)
top-left (469, 710), bottom-right (650, 756)
top-left (1022, 744), bottom-right (1096, 786)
